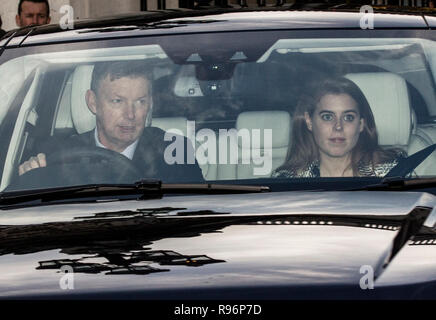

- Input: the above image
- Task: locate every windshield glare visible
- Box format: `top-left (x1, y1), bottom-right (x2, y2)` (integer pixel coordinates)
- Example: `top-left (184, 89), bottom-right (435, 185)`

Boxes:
top-left (1, 32), bottom-right (436, 192)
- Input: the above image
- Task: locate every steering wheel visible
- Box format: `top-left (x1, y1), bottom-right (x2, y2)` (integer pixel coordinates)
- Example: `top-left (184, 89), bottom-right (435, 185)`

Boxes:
top-left (11, 147), bottom-right (142, 190)
top-left (47, 146), bottom-right (142, 184)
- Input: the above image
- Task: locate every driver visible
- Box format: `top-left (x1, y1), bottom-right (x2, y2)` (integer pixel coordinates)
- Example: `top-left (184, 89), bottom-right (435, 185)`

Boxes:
top-left (18, 61), bottom-right (204, 183)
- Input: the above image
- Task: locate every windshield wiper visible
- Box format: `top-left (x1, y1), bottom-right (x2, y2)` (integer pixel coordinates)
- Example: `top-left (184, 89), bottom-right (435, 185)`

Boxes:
top-left (0, 180), bottom-right (162, 208)
top-left (352, 177), bottom-right (436, 191)
top-left (0, 180), bottom-right (269, 209)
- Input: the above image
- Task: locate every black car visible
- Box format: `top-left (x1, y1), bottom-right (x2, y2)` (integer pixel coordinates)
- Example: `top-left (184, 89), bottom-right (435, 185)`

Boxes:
top-left (0, 5), bottom-right (436, 305)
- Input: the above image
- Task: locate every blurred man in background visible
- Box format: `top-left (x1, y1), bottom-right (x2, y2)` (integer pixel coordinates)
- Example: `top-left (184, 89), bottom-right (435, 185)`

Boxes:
top-left (0, 16), bottom-right (6, 37)
top-left (16, 0), bottom-right (51, 28)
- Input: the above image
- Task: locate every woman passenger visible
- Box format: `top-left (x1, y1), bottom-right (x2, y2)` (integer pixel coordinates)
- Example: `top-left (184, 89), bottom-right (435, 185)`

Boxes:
top-left (272, 77), bottom-right (405, 178)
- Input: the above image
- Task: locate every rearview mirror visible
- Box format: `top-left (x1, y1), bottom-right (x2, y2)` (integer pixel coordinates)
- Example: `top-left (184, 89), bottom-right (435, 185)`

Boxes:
top-left (195, 63), bottom-right (235, 81)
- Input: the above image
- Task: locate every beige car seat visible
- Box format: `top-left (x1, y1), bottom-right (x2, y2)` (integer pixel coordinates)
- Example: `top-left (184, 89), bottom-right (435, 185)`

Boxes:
top-left (213, 110), bottom-right (291, 179)
top-left (346, 72), bottom-right (436, 177)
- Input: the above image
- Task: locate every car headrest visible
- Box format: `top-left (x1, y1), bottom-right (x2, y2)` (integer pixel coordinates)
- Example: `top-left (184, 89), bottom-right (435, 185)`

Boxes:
top-left (236, 111), bottom-right (291, 149)
top-left (345, 72), bottom-right (411, 147)
top-left (71, 64), bottom-right (95, 134)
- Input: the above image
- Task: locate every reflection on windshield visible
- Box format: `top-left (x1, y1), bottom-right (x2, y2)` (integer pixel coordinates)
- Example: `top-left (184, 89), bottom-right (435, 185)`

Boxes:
top-left (0, 34), bottom-right (436, 191)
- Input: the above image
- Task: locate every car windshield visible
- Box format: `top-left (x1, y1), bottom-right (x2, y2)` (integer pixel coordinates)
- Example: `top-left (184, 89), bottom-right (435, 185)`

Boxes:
top-left (0, 29), bottom-right (436, 192)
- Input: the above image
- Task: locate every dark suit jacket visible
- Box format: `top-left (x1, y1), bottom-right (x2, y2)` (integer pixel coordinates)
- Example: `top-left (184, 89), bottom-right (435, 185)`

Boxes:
top-left (43, 126), bottom-right (204, 183)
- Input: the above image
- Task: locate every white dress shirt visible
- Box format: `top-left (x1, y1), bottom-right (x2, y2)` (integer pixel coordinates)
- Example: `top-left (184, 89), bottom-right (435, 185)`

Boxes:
top-left (94, 128), bottom-right (139, 160)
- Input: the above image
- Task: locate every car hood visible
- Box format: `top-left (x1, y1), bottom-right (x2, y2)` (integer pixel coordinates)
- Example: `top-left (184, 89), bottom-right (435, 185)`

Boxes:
top-left (0, 190), bottom-right (435, 299)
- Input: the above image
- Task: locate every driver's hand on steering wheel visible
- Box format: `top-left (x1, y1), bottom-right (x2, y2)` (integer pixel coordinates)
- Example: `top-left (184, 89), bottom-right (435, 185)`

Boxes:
top-left (18, 153), bottom-right (47, 176)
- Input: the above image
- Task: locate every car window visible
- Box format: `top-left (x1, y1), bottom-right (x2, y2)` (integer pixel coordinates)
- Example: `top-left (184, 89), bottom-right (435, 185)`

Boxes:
top-left (0, 31), bottom-right (435, 192)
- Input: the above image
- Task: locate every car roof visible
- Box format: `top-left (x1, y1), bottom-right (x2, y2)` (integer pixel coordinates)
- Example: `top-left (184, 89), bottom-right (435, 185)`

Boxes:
top-left (0, 8), bottom-right (434, 48)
